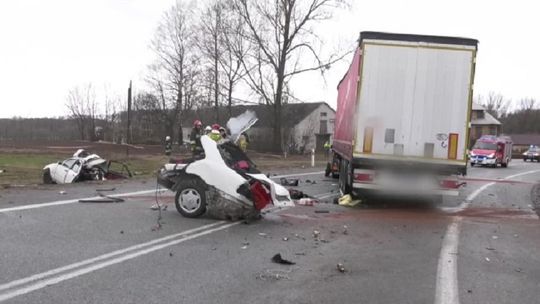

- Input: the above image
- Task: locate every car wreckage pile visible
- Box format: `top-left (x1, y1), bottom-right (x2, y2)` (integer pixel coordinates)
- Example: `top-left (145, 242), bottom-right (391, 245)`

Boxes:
top-left (157, 111), bottom-right (294, 221)
top-left (43, 149), bottom-right (132, 184)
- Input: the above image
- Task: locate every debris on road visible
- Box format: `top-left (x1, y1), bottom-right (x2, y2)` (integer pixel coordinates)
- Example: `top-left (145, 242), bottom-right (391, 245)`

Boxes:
top-left (485, 247), bottom-right (495, 251)
top-left (313, 230), bottom-right (321, 241)
top-left (282, 237), bottom-right (289, 241)
top-left (280, 178), bottom-right (299, 186)
top-left (0, 169), bottom-right (5, 174)
top-left (297, 198), bottom-right (317, 206)
top-left (485, 257), bottom-right (490, 262)
top-left (491, 235), bottom-right (498, 240)
top-left (58, 190), bottom-right (67, 195)
top-left (314, 210), bottom-right (329, 213)
top-left (258, 232), bottom-right (268, 237)
top-left (338, 194), bottom-right (361, 207)
top-left (343, 225), bottom-right (348, 235)
top-left (288, 189), bottom-right (309, 199)
top-left (271, 253), bottom-right (296, 265)
top-left (257, 268), bottom-right (293, 281)
top-left (79, 192), bottom-right (124, 203)
top-left (96, 187), bottom-right (116, 192)
top-left (337, 263), bottom-right (346, 273)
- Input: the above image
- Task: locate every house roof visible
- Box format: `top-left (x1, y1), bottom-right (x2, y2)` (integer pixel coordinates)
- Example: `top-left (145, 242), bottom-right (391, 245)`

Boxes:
top-left (182, 102), bottom-right (333, 128)
top-left (505, 134), bottom-right (540, 146)
top-left (472, 102), bottom-right (485, 110)
top-left (471, 103), bottom-right (501, 125)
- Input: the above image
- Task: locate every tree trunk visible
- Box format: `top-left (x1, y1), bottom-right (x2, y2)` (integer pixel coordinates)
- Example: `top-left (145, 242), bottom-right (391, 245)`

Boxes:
top-left (227, 80), bottom-right (233, 120)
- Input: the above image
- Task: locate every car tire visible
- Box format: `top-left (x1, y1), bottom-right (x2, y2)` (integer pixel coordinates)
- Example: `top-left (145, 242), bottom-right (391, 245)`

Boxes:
top-left (174, 178), bottom-right (207, 218)
top-left (470, 162), bottom-right (475, 167)
top-left (43, 169), bottom-right (55, 184)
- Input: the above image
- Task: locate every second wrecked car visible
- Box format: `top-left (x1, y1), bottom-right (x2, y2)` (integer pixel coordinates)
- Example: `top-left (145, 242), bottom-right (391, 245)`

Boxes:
top-left (157, 136), bottom-right (294, 220)
top-left (43, 149), bottom-right (132, 184)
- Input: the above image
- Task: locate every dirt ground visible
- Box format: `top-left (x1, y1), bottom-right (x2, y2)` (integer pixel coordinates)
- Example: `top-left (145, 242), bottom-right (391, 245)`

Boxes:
top-left (0, 140), bottom-right (327, 187)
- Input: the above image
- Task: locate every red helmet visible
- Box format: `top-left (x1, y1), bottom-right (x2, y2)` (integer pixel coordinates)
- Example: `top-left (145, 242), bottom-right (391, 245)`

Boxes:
top-left (212, 123), bottom-right (221, 130)
top-left (193, 120), bottom-right (202, 127)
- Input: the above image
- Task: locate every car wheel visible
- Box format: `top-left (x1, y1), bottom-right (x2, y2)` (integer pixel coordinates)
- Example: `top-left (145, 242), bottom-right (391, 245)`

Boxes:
top-left (470, 162), bottom-right (475, 167)
top-left (174, 179), bottom-right (207, 218)
top-left (43, 169), bottom-right (55, 184)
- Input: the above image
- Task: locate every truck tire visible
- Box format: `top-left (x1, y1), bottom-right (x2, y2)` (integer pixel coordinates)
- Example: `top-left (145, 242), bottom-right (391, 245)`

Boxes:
top-left (174, 178), bottom-right (207, 218)
top-left (43, 169), bottom-right (54, 184)
top-left (339, 160), bottom-right (352, 195)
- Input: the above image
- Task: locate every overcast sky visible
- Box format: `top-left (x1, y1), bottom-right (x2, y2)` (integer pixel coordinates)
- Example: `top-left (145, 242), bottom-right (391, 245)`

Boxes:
top-left (1, 0), bottom-right (539, 118)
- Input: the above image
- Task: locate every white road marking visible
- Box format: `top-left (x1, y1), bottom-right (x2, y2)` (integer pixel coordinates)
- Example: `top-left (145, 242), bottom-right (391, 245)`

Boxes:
top-left (0, 189), bottom-right (168, 213)
top-left (435, 218), bottom-right (462, 304)
top-left (435, 169), bottom-right (540, 304)
top-left (0, 171), bottom-right (324, 213)
top-left (0, 221), bottom-right (224, 292)
top-left (0, 221), bottom-right (240, 303)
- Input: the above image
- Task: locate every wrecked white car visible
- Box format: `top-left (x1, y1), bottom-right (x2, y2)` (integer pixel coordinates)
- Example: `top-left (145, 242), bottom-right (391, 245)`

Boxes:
top-left (43, 149), bottom-right (132, 184)
top-left (157, 136), bottom-right (294, 220)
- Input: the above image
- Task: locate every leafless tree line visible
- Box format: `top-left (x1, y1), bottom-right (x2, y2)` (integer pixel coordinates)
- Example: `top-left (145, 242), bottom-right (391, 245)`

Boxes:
top-left (138, 0), bottom-right (350, 151)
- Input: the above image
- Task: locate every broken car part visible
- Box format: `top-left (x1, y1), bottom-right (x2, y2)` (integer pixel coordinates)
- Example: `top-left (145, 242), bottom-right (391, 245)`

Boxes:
top-left (271, 253), bottom-right (295, 265)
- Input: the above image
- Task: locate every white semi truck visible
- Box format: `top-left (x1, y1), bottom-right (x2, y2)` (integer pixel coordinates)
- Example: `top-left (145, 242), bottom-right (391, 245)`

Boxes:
top-left (331, 32), bottom-right (478, 199)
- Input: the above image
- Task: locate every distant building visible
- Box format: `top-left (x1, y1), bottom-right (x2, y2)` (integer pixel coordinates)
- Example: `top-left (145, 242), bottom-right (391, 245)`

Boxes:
top-left (181, 102), bottom-right (336, 153)
top-left (470, 103), bottom-right (502, 147)
top-left (505, 134), bottom-right (540, 157)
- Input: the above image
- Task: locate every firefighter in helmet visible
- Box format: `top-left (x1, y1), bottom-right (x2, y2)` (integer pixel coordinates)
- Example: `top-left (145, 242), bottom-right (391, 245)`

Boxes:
top-left (190, 120), bottom-right (203, 156)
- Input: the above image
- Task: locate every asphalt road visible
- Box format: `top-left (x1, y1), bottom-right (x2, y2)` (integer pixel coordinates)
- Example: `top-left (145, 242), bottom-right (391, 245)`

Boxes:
top-left (0, 161), bottom-right (539, 303)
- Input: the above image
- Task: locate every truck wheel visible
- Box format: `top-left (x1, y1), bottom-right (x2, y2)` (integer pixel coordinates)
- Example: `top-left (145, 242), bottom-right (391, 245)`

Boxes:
top-left (174, 178), bottom-right (207, 218)
top-left (43, 169), bottom-right (54, 184)
top-left (339, 160), bottom-right (352, 195)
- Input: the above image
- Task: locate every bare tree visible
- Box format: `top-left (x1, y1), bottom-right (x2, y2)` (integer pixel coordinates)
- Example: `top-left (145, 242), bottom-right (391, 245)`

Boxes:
top-left (478, 92), bottom-right (510, 119)
top-left (65, 83), bottom-right (97, 140)
top-left (198, 0), bottom-right (225, 123)
top-left (519, 97), bottom-right (537, 111)
top-left (233, 0), bottom-right (350, 152)
top-left (149, 2), bottom-right (201, 142)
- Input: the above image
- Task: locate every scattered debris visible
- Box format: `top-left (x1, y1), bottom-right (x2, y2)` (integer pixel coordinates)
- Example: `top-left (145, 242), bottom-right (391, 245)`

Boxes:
top-left (241, 245), bottom-right (248, 250)
top-left (515, 268), bottom-right (522, 273)
top-left (513, 234), bottom-right (518, 238)
top-left (280, 178), bottom-right (299, 186)
top-left (96, 187), bottom-right (116, 192)
top-left (343, 225), bottom-right (349, 235)
top-left (467, 289), bottom-right (473, 294)
top-left (79, 192), bottom-right (124, 203)
top-left (271, 253), bottom-right (295, 265)
top-left (242, 240), bottom-right (250, 246)
top-left (169, 252), bottom-right (174, 257)
top-left (491, 235), bottom-right (498, 240)
top-left (313, 230), bottom-right (321, 241)
top-left (258, 233), bottom-right (268, 237)
top-left (294, 252), bottom-right (306, 256)
top-left (257, 268), bottom-right (293, 281)
top-left (485, 247), bottom-right (495, 251)
top-left (282, 237), bottom-right (289, 241)
top-left (485, 257), bottom-right (490, 262)
top-left (120, 230), bottom-right (124, 234)
top-left (59, 190), bottom-right (67, 195)
top-left (338, 194), bottom-right (361, 207)
top-left (0, 169), bottom-right (5, 174)
top-left (288, 189), bottom-right (310, 199)
top-left (314, 210), bottom-right (329, 213)
top-left (297, 198), bottom-right (317, 206)
top-left (337, 263), bottom-right (346, 273)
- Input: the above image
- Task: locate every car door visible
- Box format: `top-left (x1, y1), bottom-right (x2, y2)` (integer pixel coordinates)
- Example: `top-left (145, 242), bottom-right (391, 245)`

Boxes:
top-left (64, 159), bottom-right (83, 183)
top-left (54, 158), bottom-right (76, 184)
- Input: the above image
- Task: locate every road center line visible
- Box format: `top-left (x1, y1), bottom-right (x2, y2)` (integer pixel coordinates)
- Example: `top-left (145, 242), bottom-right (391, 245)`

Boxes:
top-left (0, 221), bottom-right (225, 292)
top-left (0, 221), bottom-right (240, 303)
top-left (435, 169), bottom-right (540, 304)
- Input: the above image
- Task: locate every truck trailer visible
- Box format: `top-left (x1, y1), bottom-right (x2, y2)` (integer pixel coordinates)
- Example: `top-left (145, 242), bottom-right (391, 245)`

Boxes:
top-left (331, 31), bottom-right (478, 199)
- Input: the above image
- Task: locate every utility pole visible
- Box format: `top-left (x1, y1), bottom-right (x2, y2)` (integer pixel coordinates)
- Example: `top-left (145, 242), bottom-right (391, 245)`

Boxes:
top-left (126, 80), bottom-right (132, 144)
